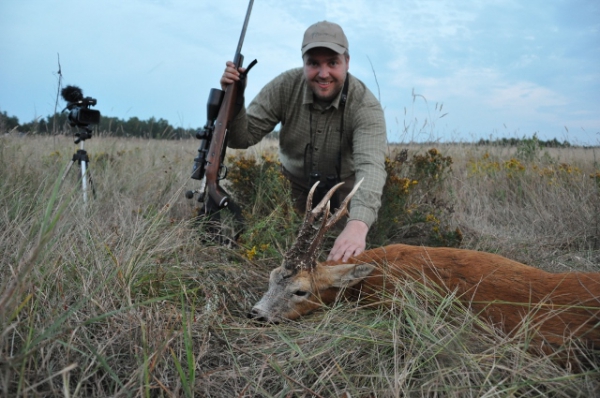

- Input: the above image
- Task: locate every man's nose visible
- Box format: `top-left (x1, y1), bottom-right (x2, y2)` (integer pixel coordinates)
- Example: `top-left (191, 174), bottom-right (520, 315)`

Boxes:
top-left (318, 66), bottom-right (330, 78)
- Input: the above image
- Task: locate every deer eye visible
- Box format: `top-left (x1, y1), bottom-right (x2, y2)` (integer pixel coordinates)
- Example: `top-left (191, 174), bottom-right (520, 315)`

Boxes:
top-left (293, 290), bottom-right (308, 297)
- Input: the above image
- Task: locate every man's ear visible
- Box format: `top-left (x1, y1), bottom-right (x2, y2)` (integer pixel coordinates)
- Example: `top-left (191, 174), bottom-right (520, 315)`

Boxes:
top-left (325, 263), bottom-right (376, 288)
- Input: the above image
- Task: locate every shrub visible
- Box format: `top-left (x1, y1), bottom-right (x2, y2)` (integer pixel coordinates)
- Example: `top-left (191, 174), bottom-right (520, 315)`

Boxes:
top-left (370, 147), bottom-right (461, 248)
top-left (226, 153), bottom-right (300, 261)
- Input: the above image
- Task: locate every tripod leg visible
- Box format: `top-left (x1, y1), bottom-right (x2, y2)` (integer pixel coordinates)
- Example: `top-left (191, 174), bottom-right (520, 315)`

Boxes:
top-left (81, 158), bottom-right (88, 204)
top-left (86, 166), bottom-right (97, 199)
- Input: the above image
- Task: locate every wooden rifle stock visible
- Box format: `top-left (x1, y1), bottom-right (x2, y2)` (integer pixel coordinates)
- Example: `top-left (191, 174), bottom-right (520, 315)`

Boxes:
top-left (204, 0), bottom-right (255, 209)
top-left (204, 71), bottom-right (239, 208)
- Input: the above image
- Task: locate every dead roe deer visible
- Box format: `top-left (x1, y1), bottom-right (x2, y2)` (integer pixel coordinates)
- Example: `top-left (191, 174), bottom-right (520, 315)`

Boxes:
top-left (250, 179), bottom-right (600, 357)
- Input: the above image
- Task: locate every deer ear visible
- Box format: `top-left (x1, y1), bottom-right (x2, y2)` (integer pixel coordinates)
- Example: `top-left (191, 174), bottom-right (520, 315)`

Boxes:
top-left (325, 263), bottom-right (376, 288)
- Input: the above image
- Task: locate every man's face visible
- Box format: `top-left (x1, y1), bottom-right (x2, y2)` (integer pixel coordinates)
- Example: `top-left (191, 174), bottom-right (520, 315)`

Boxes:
top-left (303, 48), bottom-right (349, 103)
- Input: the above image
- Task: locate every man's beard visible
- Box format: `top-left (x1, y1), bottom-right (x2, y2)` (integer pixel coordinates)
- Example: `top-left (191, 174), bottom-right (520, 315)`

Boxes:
top-left (309, 77), bottom-right (345, 103)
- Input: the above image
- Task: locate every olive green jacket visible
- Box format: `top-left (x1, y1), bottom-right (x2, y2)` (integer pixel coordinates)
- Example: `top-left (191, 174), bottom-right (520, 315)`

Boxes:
top-left (227, 68), bottom-right (387, 227)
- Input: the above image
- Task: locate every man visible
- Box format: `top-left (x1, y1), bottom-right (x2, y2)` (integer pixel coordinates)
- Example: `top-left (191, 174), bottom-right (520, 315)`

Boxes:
top-left (221, 21), bottom-right (387, 262)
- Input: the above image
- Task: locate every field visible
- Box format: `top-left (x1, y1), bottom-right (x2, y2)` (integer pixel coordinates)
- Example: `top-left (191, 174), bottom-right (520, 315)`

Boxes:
top-left (1, 133), bottom-right (599, 397)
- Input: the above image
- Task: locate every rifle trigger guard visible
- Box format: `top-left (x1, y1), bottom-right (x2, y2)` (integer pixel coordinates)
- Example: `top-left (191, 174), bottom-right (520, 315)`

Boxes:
top-left (218, 164), bottom-right (228, 180)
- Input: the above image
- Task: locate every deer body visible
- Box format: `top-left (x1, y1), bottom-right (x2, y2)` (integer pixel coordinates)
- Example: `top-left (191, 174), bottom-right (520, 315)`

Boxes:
top-left (250, 179), bottom-right (600, 354)
top-left (346, 244), bottom-right (600, 347)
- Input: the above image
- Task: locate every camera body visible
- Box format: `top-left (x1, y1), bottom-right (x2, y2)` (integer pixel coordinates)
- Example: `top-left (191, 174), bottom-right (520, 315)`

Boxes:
top-left (66, 97), bottom-right (101, 127)
top-left (61, 85), bottom-right (101, 143)
top-left (308, 172), bottom-right (341, 210)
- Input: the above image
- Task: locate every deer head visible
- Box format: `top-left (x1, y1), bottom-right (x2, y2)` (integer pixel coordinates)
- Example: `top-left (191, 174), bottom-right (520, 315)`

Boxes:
top-left (249, 178), bottom-right (376, 323)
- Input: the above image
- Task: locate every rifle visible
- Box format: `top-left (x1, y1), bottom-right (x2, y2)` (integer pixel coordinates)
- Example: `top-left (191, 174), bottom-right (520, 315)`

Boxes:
top-left (186, 0), bottom-right (257, 216)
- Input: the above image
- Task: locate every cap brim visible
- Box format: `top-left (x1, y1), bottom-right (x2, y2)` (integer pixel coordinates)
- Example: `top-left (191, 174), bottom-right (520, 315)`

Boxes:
top-left (302, 41), bottom-right (346, 55)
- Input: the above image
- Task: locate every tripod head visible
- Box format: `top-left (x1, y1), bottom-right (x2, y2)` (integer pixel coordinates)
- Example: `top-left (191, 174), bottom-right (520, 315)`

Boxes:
top-left (61, 85), bottom-right (101, 144)
top-left (73, 126), bottom-right (93, 144)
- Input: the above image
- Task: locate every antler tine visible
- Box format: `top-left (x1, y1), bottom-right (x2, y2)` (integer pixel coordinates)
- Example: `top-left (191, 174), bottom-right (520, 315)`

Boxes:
top-left (303, 200), bottom-right (331, 270)
top-left (310, 181), bottom-right (345, 217)
top-left (295, 180), bottom-right (345, 248)
top-left (300, 180), bottom-right (345, 266)
top-left (325, 178), bottom-right (364, 229)
top-left (305, 178), bottom-right (365, 261)
top-left (283, 179), bottom-right (364, 272)
top-left (304, 180), bottom-right (320, 220)
top-left (282, 181), bottom-right (327, 271)
top-left (294, 181), bottom-right (323, 246)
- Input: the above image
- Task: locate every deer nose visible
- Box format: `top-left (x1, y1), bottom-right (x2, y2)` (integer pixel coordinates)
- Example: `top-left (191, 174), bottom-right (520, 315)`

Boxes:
top-left (248, 308), bottom-right (279, 324)
top-left (248, 308), bottom-right (265, 321)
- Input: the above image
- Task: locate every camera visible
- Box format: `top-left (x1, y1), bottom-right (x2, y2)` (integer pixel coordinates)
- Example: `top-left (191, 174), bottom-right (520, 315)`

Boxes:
top-left (308, 172), bottom-right (341, 210)
top-left (66, 97), bottom-right (100, 126)
top-left (61, 85), bottom-right (101, 139)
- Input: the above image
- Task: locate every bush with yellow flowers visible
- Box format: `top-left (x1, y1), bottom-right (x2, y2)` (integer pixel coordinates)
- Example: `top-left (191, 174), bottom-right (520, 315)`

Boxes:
top-left (468, 150), bottom-right (587, 193)
top-left (226, 153), bottom-right (300, 261)
top-left (370, 147), bottom-right (461, 248)
top-left (226, 147), bottom-right (463, 256)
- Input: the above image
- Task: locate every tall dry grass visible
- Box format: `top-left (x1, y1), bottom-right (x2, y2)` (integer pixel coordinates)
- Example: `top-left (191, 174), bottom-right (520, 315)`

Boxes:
top-left (1, 133), bottom-right (599, 397)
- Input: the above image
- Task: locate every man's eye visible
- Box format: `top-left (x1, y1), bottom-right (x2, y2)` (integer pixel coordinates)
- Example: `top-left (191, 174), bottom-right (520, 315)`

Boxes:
top-left (294, 290), bottom-right (308, 297)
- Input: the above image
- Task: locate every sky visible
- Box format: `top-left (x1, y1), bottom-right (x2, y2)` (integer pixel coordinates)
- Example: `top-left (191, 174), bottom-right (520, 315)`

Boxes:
top-left (1, 0), bottom-right (599, 145)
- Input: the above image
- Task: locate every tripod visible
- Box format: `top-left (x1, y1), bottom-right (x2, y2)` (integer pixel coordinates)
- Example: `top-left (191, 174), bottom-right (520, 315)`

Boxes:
top-left (61, 127), bottom-right (96, 203)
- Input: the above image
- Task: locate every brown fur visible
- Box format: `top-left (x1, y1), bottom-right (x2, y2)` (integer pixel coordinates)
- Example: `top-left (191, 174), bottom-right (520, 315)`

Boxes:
top-left (339, 244), bottom-right (600, 349)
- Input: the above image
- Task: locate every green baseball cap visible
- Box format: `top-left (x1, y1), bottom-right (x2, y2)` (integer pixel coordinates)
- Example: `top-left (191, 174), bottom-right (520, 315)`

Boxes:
top-left (301, 21), bottom-right (349, 56)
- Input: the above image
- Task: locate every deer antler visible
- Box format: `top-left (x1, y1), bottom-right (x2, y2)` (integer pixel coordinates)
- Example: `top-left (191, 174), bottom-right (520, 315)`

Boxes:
top-left (283, 178), bottom-right (364, 272)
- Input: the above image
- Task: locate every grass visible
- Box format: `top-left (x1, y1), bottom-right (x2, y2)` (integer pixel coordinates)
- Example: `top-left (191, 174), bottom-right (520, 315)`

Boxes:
top-left (0, 132), bottom-right (599, 397)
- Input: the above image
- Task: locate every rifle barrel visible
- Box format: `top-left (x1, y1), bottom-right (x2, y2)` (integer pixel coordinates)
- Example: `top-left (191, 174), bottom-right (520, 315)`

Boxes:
top-left (204, 0), bottom-right (255, 209)
top-left (234, 0), bottom-right (254, 65)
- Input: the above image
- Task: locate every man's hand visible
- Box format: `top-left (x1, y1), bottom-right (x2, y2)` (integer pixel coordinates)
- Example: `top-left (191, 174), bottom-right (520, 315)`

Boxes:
top-left (220, 61), bottom-right (246, 90)
top-left (327, 220), bottom-right (369, 263)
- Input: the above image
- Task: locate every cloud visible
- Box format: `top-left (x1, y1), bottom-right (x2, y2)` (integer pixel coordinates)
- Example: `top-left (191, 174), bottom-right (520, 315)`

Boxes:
top-left (0, 0), bottom-right (598, 144)
top-left (486, 81), bottom-right (567, 112)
